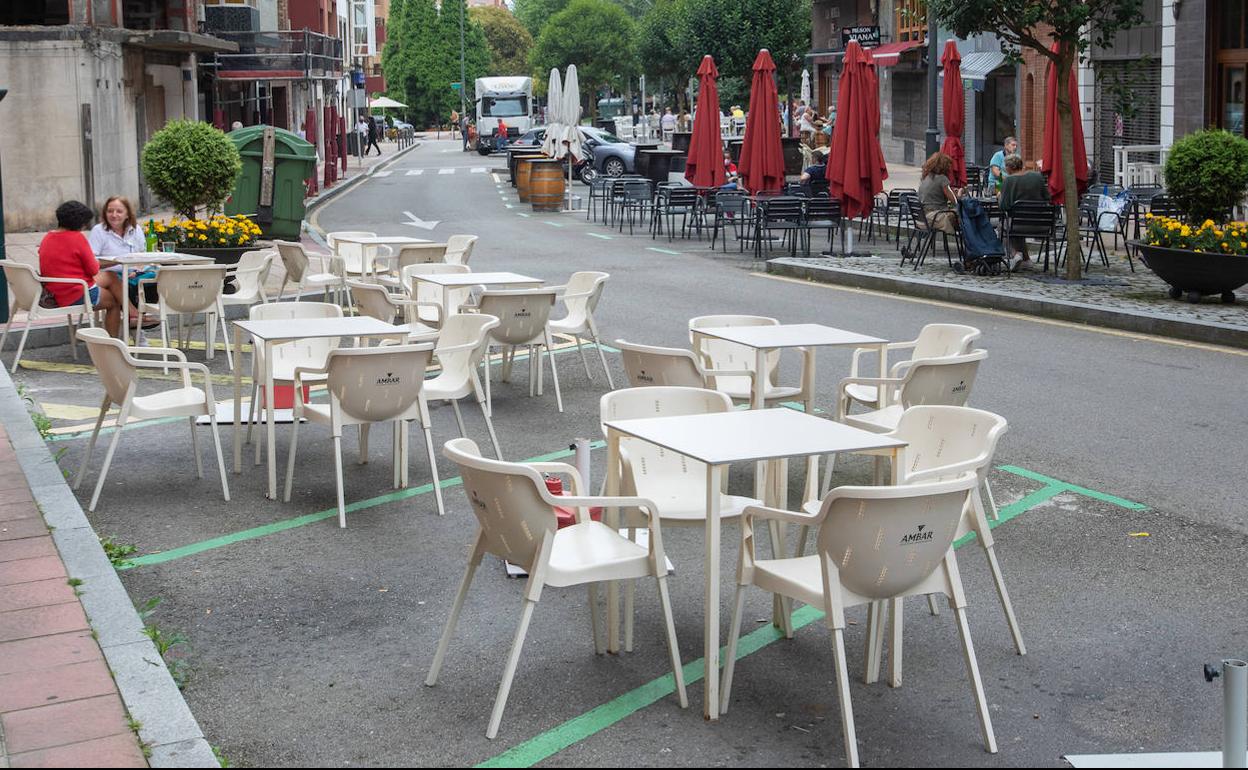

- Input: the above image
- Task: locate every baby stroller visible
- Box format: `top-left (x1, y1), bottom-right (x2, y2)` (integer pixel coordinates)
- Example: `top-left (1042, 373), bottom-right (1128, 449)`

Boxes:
top-left (957, 198), bottom-right (1007, 275)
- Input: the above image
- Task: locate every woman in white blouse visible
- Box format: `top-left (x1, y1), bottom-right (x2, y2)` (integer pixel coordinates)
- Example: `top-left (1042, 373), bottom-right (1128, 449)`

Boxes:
top-left (87, 196), bottom-right (151, 327)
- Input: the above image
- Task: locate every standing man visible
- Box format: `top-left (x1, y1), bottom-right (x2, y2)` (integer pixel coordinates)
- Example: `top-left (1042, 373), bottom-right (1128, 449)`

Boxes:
top-left (356, 115), bottom-right (369, 157)
top-left (365, 116), bottom-right (382, 156)
top-left (460, 112), bottom-right (470, 151)
top-left (988, 136), bottom-right (1019, 193)
top-left (495, 117), bottom-right (509, 151)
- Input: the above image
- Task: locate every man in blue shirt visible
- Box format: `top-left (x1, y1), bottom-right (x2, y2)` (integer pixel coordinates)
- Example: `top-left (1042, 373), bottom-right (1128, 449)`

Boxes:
top-left (987, 136), bottom-right (1018, 193)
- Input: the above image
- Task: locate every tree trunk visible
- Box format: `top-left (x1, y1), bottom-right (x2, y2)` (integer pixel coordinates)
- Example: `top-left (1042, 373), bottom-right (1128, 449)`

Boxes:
top-left (1056, 46), bottom-right (1083, 281)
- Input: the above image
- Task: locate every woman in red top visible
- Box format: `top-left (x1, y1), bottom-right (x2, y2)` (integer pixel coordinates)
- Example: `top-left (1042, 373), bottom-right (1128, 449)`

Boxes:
top-left (38, 201), bottom-right (121, 337)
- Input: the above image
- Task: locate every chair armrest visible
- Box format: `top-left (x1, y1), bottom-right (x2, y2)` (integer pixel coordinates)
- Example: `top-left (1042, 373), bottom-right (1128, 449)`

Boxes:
top-left (130, 346), bottom-right (188, 362)
top-left (528, 461), bottom-right (585, 496)
top-left (433, 340), bottom-right (481, 356)
top-left (37, 276), bottom-right (91, 287)
top-left (291, 364), bottom-right (329, 387)
top-left (900, 457), bottom-right (983, 484)
top-left (741, 503), bottom-right (822, 527)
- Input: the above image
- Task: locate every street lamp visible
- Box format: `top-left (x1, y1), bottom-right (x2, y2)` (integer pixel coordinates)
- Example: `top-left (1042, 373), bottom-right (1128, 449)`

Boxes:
top-left (0, 87), bottom-right (8, 323)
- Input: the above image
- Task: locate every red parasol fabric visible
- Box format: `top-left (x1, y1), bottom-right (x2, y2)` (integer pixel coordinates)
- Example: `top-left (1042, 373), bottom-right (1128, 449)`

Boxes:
top-left (737, 49), bottom-right (785, 195)
top-left (940, 41), bottom-right (966, 187)
top-left (304, 107), bottom-right (319, 195)
top-left (1042, 43), bottom-right (1089, 204)
top-left (685, 55), bottom-right (726, 187)
top-left (826, 40), bottom-right (887, 221)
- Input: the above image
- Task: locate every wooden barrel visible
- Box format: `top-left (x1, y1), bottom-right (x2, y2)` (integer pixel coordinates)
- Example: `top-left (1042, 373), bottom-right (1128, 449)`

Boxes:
top-left (509, 151), bottom-right (543, 186)
top-left (529, 160), bottom-right (565, 212)
top-left (516, 156), bottom-right (546, 202)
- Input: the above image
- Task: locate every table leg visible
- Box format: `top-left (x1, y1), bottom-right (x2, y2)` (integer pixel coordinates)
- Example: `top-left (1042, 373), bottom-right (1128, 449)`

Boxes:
top-left (888, 448), bottom-right (903, 687)
top-left (605, 429), bottom-right (621, 654)
top-left (705, 463), bottom-right (723, 720)
top-left (264, 341), bottom-right (277, 500)
top-left (232, 325), bottom-right (243, 473)
top-left (877, 342), bottom-right (889, 407)
top-left (120, 264), bottom-right (131, 344)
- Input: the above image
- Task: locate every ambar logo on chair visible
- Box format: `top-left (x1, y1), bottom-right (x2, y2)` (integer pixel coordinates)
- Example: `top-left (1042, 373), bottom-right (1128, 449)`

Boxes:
top-left (186, 281), bottom-right (205, 290)
top-left (952, 380), bottom-right (967, 394)
top-left (376, 371), bottom-right (402, 385)
top-left (899, 524), bottom-right (935, 545)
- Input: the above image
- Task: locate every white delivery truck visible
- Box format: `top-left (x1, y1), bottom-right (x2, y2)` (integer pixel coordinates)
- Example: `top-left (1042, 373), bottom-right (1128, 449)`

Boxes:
top-left (474, 76), bottom-right (534, 155)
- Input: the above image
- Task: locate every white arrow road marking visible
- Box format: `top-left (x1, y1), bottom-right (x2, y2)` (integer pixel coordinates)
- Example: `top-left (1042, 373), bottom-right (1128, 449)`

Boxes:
top-left (405, 169), bottom-right (424, 176)
top-left (403, 210), bottom-right (441, 230)
top-left (438, 168), bottom-right (455, 175)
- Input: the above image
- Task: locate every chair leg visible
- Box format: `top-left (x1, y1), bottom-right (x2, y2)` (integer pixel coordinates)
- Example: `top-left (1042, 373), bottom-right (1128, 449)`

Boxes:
top-left (451, 399), bottom-right (467, 438)
top-left (74, 396), bottom-right (112, 490)
top-left (11, 322), bottom-right (31, 373)
top-left (426, 532), bottom-right (485, 687)
top-left (831, 627), bottom-right (861, 768)
top-left (333, 434), bottom-right (347, 528)
top-left (574, 335), bottom-right (592, 379)
top-left (983, 477), bottom-right (999, 520)
top-left (359, 424), bottom-right (370, 465)
top-left (972, 489), bottom-right (1026, 654)
top-left (218, 306), bottom-right (234, 370)
top-left (590, 325), bottom-right (615, 390)
top-left (927, 593), bottom-right (942, 616)
top-left (486, 597), bottom-right (538, 740)
top-left (588, 583), bottom-right (605, 655)
top-left (283, 408), bottom-right (301, 503)
top-left (718, 585), bottom-right (748, 715)
top-left (392, 421), bottom-right (402, 490)
top-left (422, 421), bottom-right (445, 516)
top-left (477, 396), bottom-right (503, 461)
top-left (0, 315), bottom-right (13, 354)
top-left (545, 333), bottom-right (563, 413)
top-left (954, 605), bottom-right (998, 754)
top-left (88, 414), bottom-right (128, 512)
top-left (888, 597), bottom-right (904, 688)
top-left (188, 416), bottom-right (204, 479)
top-left (208, 411), bottom-right (230, 502)
top-left (655, 574), bottom-right (689, 708)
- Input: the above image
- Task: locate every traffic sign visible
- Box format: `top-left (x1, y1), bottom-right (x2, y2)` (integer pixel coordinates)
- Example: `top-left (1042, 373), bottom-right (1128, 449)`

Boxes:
top-left (451, 82), bottom-right (462, 91)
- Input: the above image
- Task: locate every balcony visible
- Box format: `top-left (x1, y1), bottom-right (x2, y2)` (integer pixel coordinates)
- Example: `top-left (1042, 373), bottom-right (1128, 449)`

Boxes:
top-left (206, 30), bottom-right (343, 81)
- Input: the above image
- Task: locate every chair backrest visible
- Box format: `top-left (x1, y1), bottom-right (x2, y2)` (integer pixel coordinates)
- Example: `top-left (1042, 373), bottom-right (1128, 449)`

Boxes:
top-left (761, 196), bottom-right (804, 223)
top-left (348, 280), bottom-right (398, 323)
top-left (443, 437), bottom-right (557, 569)
top-left (155, 265), bottom-right (228, 313)
top-left (892, 405), bottom-right (1007, 485)
top-left (805, 197), bottom-right (841, 222)
top-left (2, 262), bottom-right (41, 312)
top-left (1006, 200), bottom-right (1057, 235)
top-left (324, 344), bottom-right (433, 423)
top-left (663, 188), bottom-right (699, 208)
top-left (897, 349), bottom-right (987, 409)
top-left (326, 231), bottom-right (376, 274)
top-left (623, 179), bottom-right (653, 201)
top-left (910, 324), bottom-right (982, 362)
top-left (905, 195), bottom-right (929, 230)
top-left (444, 235), bottom-right (478, 266)
top-left (249, 301), bottom-right (343, 371)
top-left (403, 263), bottom-right (473, 311)
top-left (274, 240), bottom-right (311, 283)
top-left (393, 243), bottom-right (449, 271)
top-left (77, 328), bottom-right (136, 405)
top-left (716, 191), bottom-right (749, 215)
top-left (688, 315), bottom-right (779, 384)
top-left (1149, 194), bottom-right (1181, 219)
top-left (813, 475), bottom-right (978, 602)
top-left (559, 271), bottom-right (608, 328)
top-left (477, 289), bottom-right (557, 345)
top-left (615, 340), bottom-right (705, 388)
top-left (433, 313), bottom-right (499, 392)
top-left (233, 249), bottom-right (274, 299)
top-left (888, 188), bottom-right (916, 206)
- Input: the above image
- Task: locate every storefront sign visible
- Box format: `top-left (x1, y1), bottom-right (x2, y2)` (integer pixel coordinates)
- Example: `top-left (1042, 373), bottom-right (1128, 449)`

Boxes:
top-left (842, 25), bottom-right (882, 48)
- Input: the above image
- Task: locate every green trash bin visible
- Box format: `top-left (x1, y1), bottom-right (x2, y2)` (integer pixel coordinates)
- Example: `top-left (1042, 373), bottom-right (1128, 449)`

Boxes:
top-left (224, 126), bottom-right (317, 240)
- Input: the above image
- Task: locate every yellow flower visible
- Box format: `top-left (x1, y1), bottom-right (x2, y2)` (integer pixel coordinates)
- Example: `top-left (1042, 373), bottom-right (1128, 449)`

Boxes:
top-left (1181, 226), bottom-right (1192, 237)
top-left (1222, 242), bottom-right (1228, 248)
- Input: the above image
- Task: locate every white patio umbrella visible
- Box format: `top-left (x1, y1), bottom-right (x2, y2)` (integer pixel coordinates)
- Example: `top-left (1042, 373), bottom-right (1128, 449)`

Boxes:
top-left (369, 96), bottom-right (407, 109)
top-left (543, 67), bottom-right (564, 157)
top-left (559, 65), bottom-right (583, 210)
top-left (801, 69), bottom-right (811, 106)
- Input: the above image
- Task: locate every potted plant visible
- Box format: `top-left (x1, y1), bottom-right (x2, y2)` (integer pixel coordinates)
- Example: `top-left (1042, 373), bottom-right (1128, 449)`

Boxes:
top-left (154, 214), bottom-right (265, 263)
top-left (1131, 129), bottom-right (1248, 303)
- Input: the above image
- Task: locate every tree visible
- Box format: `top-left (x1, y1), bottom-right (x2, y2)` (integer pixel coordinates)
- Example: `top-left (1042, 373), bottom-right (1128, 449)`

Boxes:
top-left (141, 121), bottom-right (240, 219)
top-left (634, 0), bottom-right (687, 104)
top-left (930, 0), bottom-right (1145, 280)
top-left (435, 0), bottom-right (491, 123)
top-left (530, 0), bottom-right (638, 118)
top-left (384, 0), bottom-right (490, 127)
top-left (471, 6), bottom-right (534, 76)
top-left (514, 0), bottom-right (570, 37)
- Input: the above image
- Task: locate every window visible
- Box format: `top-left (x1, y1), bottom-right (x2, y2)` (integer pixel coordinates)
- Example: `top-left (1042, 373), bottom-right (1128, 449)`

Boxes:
top-left (894, 0), bottom-right (927, 44)
top-left (481, 96), bottom-right (529, 118)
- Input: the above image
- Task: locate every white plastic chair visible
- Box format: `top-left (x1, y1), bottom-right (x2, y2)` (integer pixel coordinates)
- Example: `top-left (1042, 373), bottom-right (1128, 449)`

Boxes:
top-left (689, 314), bottom-right (813, 412)
top-left (347, 280), bottom-right (440, 340)
top-left (426, 437), bottom-right (688, 740)
top-left (403, 263), bottom-right (475, 326)
top-left (0, 261), bottom-right (96, 373)
top-left (73, 328), bottom-right (229, 512)
top-left (137, 264), bottom-right (234, 370)
top-left (375, 243), bottom-right (450, 288)
top-left (549, 271), bottom-right (614, 388)
top-left (221, 249), bottom-right (273, 316)
top-left (443, 235), bottom-right (478, 266)
top-left (422, 313), bottom-right (504, 460)
top-left (836, 349), bottom-right (987, 434)
top-left (326, 230), bottom-right (381, 277)
top-left (273, 240), bottom-right (345, 304)
top-left (244, 302), bottom-right (342, 462)
top-left (477, 288), bottom-right (563, 413)
top-left (842, 324), bottom-right (981, 412)
top-left (615, 339), bottom-right (750, 389)
top-left (720, 474), bottom-right (996, 768)
top-left (284, 343), bottom-right (443, 526)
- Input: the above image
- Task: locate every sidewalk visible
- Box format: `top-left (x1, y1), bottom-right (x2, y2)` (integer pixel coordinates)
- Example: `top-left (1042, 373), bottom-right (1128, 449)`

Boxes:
top-left (0, 421), bottom-right (148, 768)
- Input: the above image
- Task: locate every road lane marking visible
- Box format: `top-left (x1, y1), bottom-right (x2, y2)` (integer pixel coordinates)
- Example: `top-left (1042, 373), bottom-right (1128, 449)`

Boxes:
top-left (372, 170), bottom-right (392, 178)
top-left (543, 221), bottom-right (564, 228)
top-left (587, 233), bottom-right (612, 240)
top-left (646, 247), bottom-right (681, 255)
top-left (438, 168), bottom-right (455, 175)
top-left (517, 213), bottom-right (531, 218)
top-left (405, 169), bottom-right (424, 176)
top-left (472, 167), bottom-right (486, 173)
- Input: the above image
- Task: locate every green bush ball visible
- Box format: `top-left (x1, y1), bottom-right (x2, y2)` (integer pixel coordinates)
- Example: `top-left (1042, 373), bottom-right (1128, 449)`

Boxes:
top-left (1164, 129), bottom-right (1248, 225)
top-left (141, 121), bottom-right (242, 219)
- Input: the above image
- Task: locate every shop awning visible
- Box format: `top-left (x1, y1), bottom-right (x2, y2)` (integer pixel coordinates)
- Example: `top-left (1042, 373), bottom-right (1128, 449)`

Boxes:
top-left (866, 40), bottom-right (925, 66)
top-left (957, 51), bottom-right (1010, 84)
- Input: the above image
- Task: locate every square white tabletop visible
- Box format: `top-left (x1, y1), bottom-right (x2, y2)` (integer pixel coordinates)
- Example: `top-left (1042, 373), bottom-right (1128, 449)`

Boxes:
top-left (100, 252), bottom-right (216, 266)
top-left (693, 323), bottom-right (886, 350)
top-left (415, 271), bottom-right (542, 287)
top-left (605, 407), bottom-right (904, 466)
top-left (331, 235), bottom-right (430, 246)
top-left (233, 316), bottom-right (403, 341)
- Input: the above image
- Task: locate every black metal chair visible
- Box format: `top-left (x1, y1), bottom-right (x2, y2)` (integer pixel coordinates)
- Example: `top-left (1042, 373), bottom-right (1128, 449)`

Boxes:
top-left (1148, 193), bottom-right (1181, 220)
top-left (710, 191), bottom-right (751, 252)
top-left (753, 196), bottom-right (805, 259)
top-left (617, 179), bottom-right (655, 235)
top-left (1002, 200), bottom-right (1059, 272)
top-left (586, 176), bottom-right (612, 223)
top-left (651, 186), bottom-right (700, 241)
top-left (1124, 183), bottom-right (1165, 240)
top-left (802, 197), bottom-right (842, 256)
top-left (899, 197), bottom-right (962, 270)
top-left (872, 188), bottom-right (916, 244)
top-left (965, 164), bottom-right (984, 197)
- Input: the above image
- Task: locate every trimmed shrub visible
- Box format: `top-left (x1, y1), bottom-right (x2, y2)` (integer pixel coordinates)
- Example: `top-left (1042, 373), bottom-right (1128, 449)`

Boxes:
top-left (1164, 129), bottom-right (1248, 224)
top-left (141, 121), bottom-right (242, 219)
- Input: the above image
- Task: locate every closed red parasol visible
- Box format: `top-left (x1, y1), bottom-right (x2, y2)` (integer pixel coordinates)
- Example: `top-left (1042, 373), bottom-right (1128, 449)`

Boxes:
top-left (940, 41), bottom-right (966, 187)
top-left (738, 49), bottom-right (785, 195)
top-left (826, 40), bottom-right (887, 221)
top-left (685, 55), bottom-right (726, 187)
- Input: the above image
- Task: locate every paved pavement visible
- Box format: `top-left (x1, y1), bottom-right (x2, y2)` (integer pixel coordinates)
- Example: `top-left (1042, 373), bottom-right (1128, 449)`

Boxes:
top-left (6, 139), bottom-right (1248, 767)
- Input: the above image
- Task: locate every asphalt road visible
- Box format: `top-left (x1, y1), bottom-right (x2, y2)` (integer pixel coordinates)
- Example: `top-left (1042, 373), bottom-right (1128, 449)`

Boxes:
top-left (14, 139), bottom-right (1248, 768)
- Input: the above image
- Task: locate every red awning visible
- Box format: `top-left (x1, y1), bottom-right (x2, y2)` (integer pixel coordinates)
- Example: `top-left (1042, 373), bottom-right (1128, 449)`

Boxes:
top-left (865, 40), bottom-right (924, 66)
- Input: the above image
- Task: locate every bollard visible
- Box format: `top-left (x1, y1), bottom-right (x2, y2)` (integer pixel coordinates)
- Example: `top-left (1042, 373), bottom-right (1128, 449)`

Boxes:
top-left (573, 438), bottom-right (592, 494)
top-left (1206, 659), bottom-right (1248, 768)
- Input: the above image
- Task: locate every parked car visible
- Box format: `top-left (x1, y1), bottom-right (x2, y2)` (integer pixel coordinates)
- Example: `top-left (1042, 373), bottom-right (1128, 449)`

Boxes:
top-left (511, 126), bottom-right (637, 183)
top-left (507, 127), bottom-right (597, 184)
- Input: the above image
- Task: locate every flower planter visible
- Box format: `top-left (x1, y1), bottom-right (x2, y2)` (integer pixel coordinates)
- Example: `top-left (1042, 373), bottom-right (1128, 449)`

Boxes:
top-left (177, 246), bottom-right (253, 265)
top-left (1131, 241), bottom-right (1248, 303)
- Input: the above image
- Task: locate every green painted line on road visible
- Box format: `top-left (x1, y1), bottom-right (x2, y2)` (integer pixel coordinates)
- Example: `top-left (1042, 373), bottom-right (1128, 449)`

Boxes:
top-left (997, 465), bottom-right (1148, 510)
top-left (517, 213), bottom-right (531, 218)
top-left (476, 475), bottom-right (1053, 768)
top-left (504, 205), bottom-right (515, 209)
top-left (543, 221), bottom-right (565, 228)
top-left (646, 247), bottom-right (681, 255)
top-left (121, 441), bottom-right (607, 569)
top-left (46, 415), bottom-right (185, 443)
top-left (587, 233), bottom-right (613, 240)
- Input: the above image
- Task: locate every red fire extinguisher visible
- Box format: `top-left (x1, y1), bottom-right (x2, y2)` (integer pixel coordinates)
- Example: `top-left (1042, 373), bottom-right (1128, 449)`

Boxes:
top-left (545, 474), bottom-right (603, 528)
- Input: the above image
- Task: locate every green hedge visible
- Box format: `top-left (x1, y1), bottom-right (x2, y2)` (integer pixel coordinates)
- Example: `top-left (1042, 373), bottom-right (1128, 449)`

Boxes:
top-left (1164, 129), bottom-right (1248, 224)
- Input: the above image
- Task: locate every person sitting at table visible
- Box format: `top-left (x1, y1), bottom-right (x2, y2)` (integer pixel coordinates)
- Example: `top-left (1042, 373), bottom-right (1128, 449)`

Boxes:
top-left (39, 200), bottom-right (121, 337)
top-left (722, 149), bottom-right (740, 186)
top-left (87, 195), bottom-right (158, 328)
top-left (987, 136), bottom-right (1018, 194)
top-left (918, 151), bottom-right (963, 234)
top-left (998, 154), bottom-right (1049, 271)
top-left (800, 146), bottom-right (829, 183)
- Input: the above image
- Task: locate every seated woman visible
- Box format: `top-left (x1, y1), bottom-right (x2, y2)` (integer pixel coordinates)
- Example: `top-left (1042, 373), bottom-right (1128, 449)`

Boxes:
top-left (721, 150), bottom-right (740, 188)
top-left (918, 151), bottom-right (963, 234)
top-left (39, 201), bottom-right (121, 337)
top-left (87, 196), bottom-right (156, 327)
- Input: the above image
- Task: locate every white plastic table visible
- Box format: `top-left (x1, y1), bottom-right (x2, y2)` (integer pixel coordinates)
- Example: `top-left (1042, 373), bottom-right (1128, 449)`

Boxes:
top-left (331, 235), bottom-right (430, 281)
top-left (98, 252), bottom-right (214, 345)
top-left (603, 407), bottom-right (905, 720)
top-left (412, 271), bottom-right (543, 317)
top-left (231, 316), bottom-right (406, 500)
